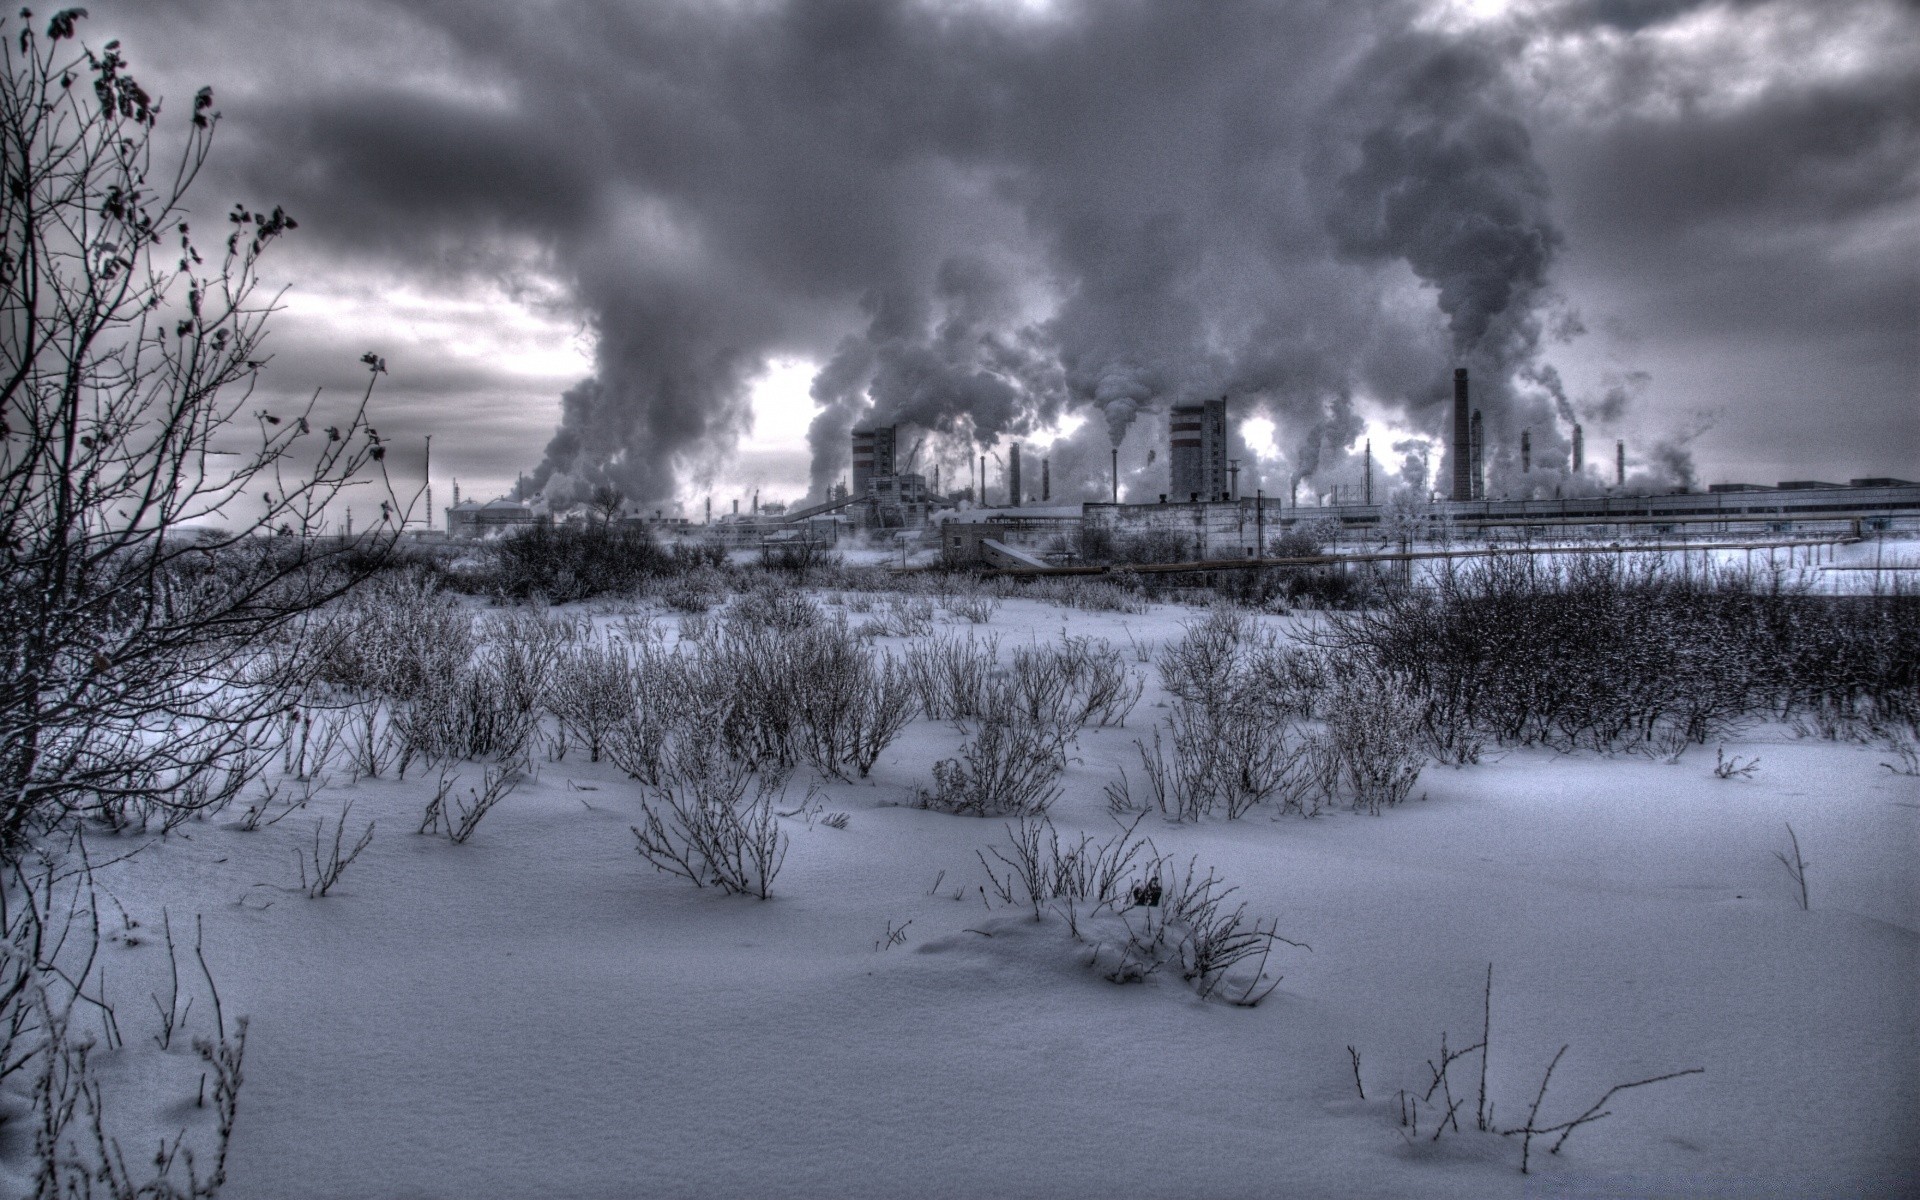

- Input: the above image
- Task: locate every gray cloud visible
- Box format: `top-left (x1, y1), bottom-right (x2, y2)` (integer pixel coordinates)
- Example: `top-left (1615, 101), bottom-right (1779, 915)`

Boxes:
top-left (101, 0), bottom-right (1919, 503)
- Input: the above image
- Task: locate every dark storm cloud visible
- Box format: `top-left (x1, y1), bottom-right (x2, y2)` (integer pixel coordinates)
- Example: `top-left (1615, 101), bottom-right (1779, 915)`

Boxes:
top-left (106, 0), bottom-right (1919, 502)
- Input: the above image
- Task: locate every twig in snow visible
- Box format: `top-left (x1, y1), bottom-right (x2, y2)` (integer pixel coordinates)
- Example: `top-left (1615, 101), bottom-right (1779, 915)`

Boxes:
top-left (1775, 823), bottom-right (1810, 910)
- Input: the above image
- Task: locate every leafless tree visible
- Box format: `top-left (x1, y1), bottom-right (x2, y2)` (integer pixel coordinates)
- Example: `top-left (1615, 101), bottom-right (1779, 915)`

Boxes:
top-left (0, 12), bottom-right (398, 842)
top-left (587, 482), bottom-right (624, 528)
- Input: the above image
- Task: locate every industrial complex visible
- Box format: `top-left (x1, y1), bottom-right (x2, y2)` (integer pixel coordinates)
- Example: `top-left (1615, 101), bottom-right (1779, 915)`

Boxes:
top-left (436, 367), bottom-right (1918, 571)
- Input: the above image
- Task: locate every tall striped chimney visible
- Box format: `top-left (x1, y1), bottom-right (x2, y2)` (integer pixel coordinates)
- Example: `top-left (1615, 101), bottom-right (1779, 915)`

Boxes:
top-left (1452, 368), bottom-right (1472, 500)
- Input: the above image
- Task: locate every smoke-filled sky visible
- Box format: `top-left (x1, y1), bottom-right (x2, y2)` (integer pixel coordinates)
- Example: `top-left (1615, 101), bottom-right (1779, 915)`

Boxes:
top-left (98, 0), bottom-right (1917, 512)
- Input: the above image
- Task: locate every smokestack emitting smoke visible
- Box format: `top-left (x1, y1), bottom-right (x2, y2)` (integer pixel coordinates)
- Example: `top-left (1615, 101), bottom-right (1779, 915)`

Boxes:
top-left (406, 6), bottom-right (1582, 510)
top-left (1573, 424), bottom-right (1584, 473)
top-left (1617, 440), bottom-right (1626, 486)
top-left (1009, 444), bottom-right (1022, 509)
top-left (1452, 369), bottom-right (1472, 500)
top-left (1042, 457), bottom-right (1050, 503)
top-left (1521, 429), bottom-right (1530, 473)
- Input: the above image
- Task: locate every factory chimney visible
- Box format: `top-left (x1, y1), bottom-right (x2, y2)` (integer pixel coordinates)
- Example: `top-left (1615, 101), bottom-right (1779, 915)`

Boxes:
top-left (1042, 457), bottom-right (1050, 503)
top-left (1470, 410), bottom-right (1485, 501)
top-left (1009, 444), bottom-right (1022, 508)
top-left (1452, 368), bottom-right (1472, 500)
top-left (1616, 440), bottom-right (1626, 487)
top-left (1111, 448), bottom-right (1119, 504)
top-left (1572, 424), bottom-right (1584, 474)
top-left (1521, 430), bottom-right (1531, 474)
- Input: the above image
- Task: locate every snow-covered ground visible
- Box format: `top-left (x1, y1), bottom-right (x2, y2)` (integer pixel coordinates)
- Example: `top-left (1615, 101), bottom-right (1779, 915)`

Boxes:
top-left (9, 592), bottom-right (1915, 1199)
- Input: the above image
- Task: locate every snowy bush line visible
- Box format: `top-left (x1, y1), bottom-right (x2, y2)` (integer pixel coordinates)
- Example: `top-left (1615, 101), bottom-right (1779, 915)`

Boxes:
top-left (1324, 555), bottom-right (1920, 757)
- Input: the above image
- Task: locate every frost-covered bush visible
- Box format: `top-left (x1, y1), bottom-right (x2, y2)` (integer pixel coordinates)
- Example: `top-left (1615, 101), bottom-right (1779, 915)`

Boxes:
top-left (1322, 670), bottom-right (1426, 815)
top-left (862, 595), bottom-right (938, 638)
top-left (794, 645), bottom-right (916, 779)
top-left (661, 568), bottom-right (728, 614)
top-left (1157, 604), bottom-right (1260, 709)
top-left (312, 569), bottom-right (475, 701)
top-left (631, 737), bottom-right (788, 898)
top-left (920, 716), bottom-right (1067, 817)
top-left (1326, 553), bottom-right (1920, 756)
top-left (730, 578), bottom-right (822, 632)
top-left (1023, 576), bottom-right (1148, 614)
top-left (942, 591), bottom-right (1000, 624)
top-left (1107, 700), bottom-right (1320, 821)
top-left (548, 642), bottom-right (641, 762)
top-left (396, 611), bottom-right (571, 767)
top-left (905, 632), bottom-right (1001, 720)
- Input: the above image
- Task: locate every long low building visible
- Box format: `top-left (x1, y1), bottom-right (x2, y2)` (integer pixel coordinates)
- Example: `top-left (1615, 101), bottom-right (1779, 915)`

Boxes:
top-left (932, 482), bottom-right (1920, 566)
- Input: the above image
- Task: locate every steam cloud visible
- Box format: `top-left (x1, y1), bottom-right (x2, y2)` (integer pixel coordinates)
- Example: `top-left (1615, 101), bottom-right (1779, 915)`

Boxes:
top-left (154, 0), bottom-right (1916, 504)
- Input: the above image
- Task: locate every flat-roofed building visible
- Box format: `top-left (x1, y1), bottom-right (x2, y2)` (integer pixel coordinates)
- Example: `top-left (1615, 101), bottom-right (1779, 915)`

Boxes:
top-left (1169, 398), bottom-right (1229, 502)
top-left (852, 426), bottom-right (896, 498)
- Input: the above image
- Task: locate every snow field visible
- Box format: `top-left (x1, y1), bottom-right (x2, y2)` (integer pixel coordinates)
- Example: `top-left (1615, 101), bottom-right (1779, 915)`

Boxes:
top-left (8, 592), bottom-right (1914, 1200)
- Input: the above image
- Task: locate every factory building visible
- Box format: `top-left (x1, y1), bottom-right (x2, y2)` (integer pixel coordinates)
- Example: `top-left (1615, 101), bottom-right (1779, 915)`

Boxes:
top-left (851, 426), bottom-right (895, 498)
top-left (1169, 398), bottom-right (1231, 502)
top-left (445, 497), bottom-right (539, 540)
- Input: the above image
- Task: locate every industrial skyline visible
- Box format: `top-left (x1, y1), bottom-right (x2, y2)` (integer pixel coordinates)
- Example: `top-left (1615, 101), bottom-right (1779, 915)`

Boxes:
top-left (100, 0), bottom-right (1920, 516)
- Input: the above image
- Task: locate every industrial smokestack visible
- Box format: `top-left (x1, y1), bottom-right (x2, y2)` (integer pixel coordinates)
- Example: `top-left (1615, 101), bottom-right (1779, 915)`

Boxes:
top-left (1363, 440), bottom-right (1372, 505)
top-left (1521, 429), bottom-right (1530, 473)
top-left (1042, 457), bottom-right (1050, 503)
top-left (1470, 410), bottom-right (1485, 501)
top-left (1111, 448), bottom-right (1119, 504)
top-left (1452, 368), bottom-right (1472, 501)
top-left (1616, 440), bottom-right (1626, 487)
top-left (1572, 424), bottom-right (1584, 473)
top-left (981, 455), bottom-right (987, 505)
top-left (1009, 444), bottom-right (1022, 508)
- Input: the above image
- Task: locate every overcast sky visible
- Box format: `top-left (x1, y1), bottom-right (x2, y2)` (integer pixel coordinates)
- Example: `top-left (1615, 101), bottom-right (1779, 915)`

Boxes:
top-left (101, 0), bottom-right (1918, 513)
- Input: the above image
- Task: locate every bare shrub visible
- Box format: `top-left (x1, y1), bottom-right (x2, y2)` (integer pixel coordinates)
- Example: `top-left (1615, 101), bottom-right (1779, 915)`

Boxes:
top-left (548, 643), bottom-right (640, 762)
top-left (731, 578), bottom-right (822, 632)
top-left (1021, 637), bottom-right (1143, 727)
top-left (1107, 702), bottom-right (1319, 821)
top-left (297, 802), bottom-right (374, 898)
top-left (1323, 671), bottom-right (1426, 814)
top-left (977, 812), bottom-right (1153, 921)
top-left (335, 698), bottom-right (404, 779)
top-left (661, 569), bottom-right (727, 614)
top-left (603, 644), bottom-right (689, 786)
top-left (921, 718), bottom-right (1067, 817)
top-left (867, 595), bottom-right (937, 638)
top-left (420, 766), bottom-right (516, 844)
top-left (400, 612), bottom-right (568, 768)
top-left (797, 650), bottom-right (917, 780)
top-left (904, 633), bottom-right (1001, 720)
top-left (630, 738), bottom-right (790, 898)
top-left (312, 569), bottom-right (475, 701)
top-left (943, 592), bottom-right (1000, 624)
top-left (1089, 856), bottom-right (1303, 1004)
top-left (1157, 604), bottom-right (1260, 707)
